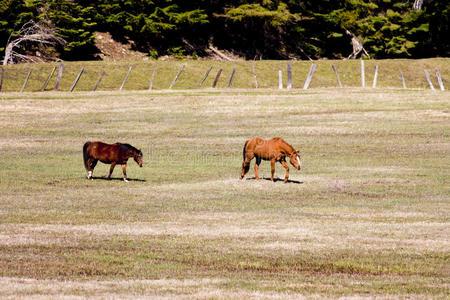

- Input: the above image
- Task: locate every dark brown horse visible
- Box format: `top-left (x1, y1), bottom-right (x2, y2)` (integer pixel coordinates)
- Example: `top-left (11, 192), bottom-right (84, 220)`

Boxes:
top-left (83, 141), bottom-right (143, 182)
top-left (240, 137), bottom-right (301, 183)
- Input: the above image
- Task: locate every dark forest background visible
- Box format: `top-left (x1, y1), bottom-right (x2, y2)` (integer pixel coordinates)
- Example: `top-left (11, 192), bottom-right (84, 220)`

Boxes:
top-left (1, 0), bottom-right (449, 61)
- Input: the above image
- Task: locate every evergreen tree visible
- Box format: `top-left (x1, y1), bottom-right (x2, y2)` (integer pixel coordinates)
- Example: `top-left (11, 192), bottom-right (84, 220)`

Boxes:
top-left (29, 0), bottom-right (98, 59)
top-left (89, 0), bottom-right (208, 56)
top-left (0, 0), bottom-right (448, 60)
top-left (219, 1), bottom-right (301, 59)
top-left (421, 0), bottom-right (450, 57)
top-left (0, 0), bottom-right (32, 60)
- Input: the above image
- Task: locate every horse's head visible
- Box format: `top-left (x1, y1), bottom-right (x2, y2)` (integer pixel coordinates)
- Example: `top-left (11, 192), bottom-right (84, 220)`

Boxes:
top-left (134, 150), bottom-right (143, 167)
top-left (289, 151), bottom-right (301, 170)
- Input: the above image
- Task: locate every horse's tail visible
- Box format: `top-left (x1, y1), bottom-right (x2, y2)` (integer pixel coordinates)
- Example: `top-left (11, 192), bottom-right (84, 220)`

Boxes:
top-left (243, 140), bottom-right (249, 160)
top-left (83, 141), bottom-right (91, 171)
top-left (242, 140), bottom-right (250, 172)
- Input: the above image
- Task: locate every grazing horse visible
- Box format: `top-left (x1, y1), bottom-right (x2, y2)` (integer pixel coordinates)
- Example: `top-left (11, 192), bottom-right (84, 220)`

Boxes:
top-left (240, 137), bottom-right (301, 183)
top-left (83, 141), bottom-right (143, 182)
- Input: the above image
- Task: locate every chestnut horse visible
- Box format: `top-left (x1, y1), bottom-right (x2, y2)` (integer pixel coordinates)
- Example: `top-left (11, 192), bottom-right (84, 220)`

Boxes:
top-left (83, 141), bottom-right (143, 182)
top-left (240, 137), bottom-right (301, 183)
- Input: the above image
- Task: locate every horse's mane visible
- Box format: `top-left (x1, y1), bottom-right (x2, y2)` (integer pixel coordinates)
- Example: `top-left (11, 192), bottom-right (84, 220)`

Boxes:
top-left (273, 137), bottom-right (295, 154)
top-left (117, 143), bottom-right (142, 156)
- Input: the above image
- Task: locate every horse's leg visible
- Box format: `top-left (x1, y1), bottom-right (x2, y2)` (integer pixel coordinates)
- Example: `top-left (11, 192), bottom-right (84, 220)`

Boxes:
top-left (240, 154), bottom-right (254, 179)
top-left (87, 158), bottom-right (97, 179)
top-left (107, 162), bottom-right (116, 180)
top-left (254, 156), bottom-right (261, 180)
top-left (270, 158), bottom-right (276, 182)
top-left (280, 160), bottom-right (289, 183)
top-left (121, 164), bottom-right (128, 182)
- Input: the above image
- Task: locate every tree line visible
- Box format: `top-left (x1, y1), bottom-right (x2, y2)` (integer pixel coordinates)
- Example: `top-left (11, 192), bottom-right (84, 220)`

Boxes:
top-left (1, 0), bottom-right (448, 62)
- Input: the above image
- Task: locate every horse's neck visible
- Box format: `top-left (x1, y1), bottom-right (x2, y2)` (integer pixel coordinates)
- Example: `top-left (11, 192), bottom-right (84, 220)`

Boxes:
top-left (125, 150), bottom-right (135, 158)
top-left (119, 145), bottom-right (134, 158)
top-left (117, 143), bottom-right (133, 157)
top-left (281, 143), bottom-right (294, 155)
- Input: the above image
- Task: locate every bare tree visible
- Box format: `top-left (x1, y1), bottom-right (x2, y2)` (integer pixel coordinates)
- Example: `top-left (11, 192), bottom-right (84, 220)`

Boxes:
top-left (3, 20), bottom-right (66, 65)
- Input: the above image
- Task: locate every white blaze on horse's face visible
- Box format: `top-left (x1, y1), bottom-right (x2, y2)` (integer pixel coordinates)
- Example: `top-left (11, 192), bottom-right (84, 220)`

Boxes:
top-left (296, 156), bottom-right (301, 170)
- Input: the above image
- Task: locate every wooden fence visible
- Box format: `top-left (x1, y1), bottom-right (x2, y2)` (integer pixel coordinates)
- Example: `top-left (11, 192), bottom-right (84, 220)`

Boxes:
top-left (0, 61), bottom-right (446, 92)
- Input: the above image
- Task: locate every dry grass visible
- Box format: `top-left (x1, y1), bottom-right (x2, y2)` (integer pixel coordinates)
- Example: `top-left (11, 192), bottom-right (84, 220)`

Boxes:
top-left (0, 88), bottom-right (449, 298)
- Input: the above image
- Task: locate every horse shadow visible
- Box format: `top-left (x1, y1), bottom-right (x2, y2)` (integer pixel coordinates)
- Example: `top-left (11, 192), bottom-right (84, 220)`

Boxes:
top-left (90, 176), bottom-right (146, 182)
top-left (246, 177), bottom-right (303, 184)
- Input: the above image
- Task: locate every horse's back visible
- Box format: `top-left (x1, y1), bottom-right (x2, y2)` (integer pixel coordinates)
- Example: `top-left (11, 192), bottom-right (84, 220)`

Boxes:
top-left (246, 137), bottom-right (283, 148)
top-left (246, 137), bottom-right (266, 146)
top-left (86, 141), bottom-right (118, 161)
top-left (270, 137), bottom-right (286, 145)
top-left (244, 137), bottom-right (271, 159)
top-left (244, 137), bottom-right (291, 160)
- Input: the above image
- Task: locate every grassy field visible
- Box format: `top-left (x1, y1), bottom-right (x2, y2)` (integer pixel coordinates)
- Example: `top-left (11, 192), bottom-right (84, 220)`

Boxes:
top-left (0, 58), bottom-right (449, 92)
top-left (0, 87), bottom-right (449, 298)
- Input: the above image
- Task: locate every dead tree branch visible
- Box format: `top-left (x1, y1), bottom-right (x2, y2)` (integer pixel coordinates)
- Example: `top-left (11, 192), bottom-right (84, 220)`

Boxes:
top-left (345, 30), bottom-right (370, 59)
top-left (3, 20), bottom-right (66, 65)
top-left (413, 0), bottom-right (424, 10)
top-left (208, 42), bottom-right (233, 61)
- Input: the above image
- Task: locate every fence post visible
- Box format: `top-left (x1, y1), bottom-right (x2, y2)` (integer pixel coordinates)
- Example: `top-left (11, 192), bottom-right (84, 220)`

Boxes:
top-left (303, 63), bottom-right (316, 90)
top-left (120, 66), bottom-right (132, 91)
top-left (54, 63), bottom-right (64, 90)
top-left (361, 60), bottom-right (365, 88)
top-left (399, 70), bottom-right (406, 89)
top-left (278, 70), bottom-right (283, 89)
top-left (70, 67), bottom-right (84, 92)
top-left (331, 64), bottom-right (342, 88)
top-left (287, 62), bottom-right (292, 89)
top-left (228, 67), bottom-right (236, 88)
top-left (149, 64), bottom-right (157, 90)
top-left (372, 65), bottom-right (379, 88)
top-left (424, 70), bottom-right (434, 90)
top-left (435, 68), bottom-right (445, 91)
top-left (169, 64), bottom-right (185, 89)
top-left (212, 68), bottom-right (222, 88)
top-left (41, 66), bottom-right (56, 91)
top-left (198, 66), bottom-right (212, 88)
top-left (20, 70), bottom-right (32, 92)
top-left (252, 63), bottom-right (258, 88)
top-left (0, 68), bottom-right (4, 92)
top-left (92, 71), bottom-right (105, 91)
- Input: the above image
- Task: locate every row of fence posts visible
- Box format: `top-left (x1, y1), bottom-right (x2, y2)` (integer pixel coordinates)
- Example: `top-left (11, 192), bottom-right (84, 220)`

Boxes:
top-left (0, 60), bottom-right (445, 92)
top-left (358, 60), bottom-right (445, 90)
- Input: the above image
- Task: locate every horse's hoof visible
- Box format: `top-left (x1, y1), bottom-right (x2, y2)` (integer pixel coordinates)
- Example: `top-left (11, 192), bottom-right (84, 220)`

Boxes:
top-left (123, 178), bottom-right (129, 182)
